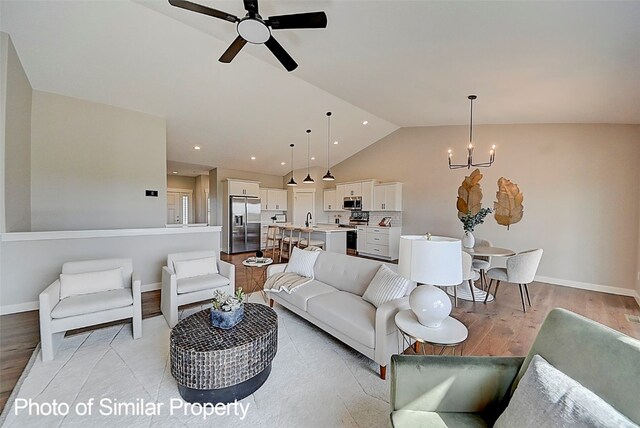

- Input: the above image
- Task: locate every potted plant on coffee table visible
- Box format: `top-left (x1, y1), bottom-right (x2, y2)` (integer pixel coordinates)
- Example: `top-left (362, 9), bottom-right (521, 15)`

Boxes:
top-left (210, 288), bottom-right (245, 329)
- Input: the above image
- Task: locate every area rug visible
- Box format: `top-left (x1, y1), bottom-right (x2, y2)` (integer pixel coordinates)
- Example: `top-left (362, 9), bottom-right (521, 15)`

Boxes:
top-left (1, 295), bottom-right (390, 427)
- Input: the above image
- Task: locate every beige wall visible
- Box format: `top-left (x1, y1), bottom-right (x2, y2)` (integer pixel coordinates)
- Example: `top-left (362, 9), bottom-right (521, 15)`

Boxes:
top-left (30, 91), bottom-right (167, 231)
top-left (167, 174), bottom-right (196, 192)
top-left (194, 174), bottom-right (209, 223)
top-left (331, 124), bottom-right (640, 292)
top-left (1, 33), bottom-right (32, 233)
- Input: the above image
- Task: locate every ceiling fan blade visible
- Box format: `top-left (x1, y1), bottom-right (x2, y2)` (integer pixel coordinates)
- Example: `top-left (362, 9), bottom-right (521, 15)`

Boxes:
top-left (219, 36), bottom-right (247, 63)
top-left (267, 11), bottom-right (327, 30)
top-left (243, 0), bottom-right (259, 15)
top-left (168, 0), bottom-right (238, 23)
top-left (264, 36), bottom-right (298, 71)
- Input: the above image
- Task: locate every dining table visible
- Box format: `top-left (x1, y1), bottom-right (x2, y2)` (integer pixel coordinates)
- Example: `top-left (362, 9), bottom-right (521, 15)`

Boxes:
top-left (445, 246), bottom-right (516, 303)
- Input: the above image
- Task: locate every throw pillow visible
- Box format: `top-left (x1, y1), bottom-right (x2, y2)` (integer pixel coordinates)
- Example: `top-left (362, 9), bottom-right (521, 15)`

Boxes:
top-left (174, 256), bottom-right (219, 279)
top-left (494, 354), bottom-right (637, 428)
top-left (60, 267), bottom-right (124, 299)
top-left (284, 246), bottom-right (319, 279)
top-left (362, 264), bottom-right (410, 308)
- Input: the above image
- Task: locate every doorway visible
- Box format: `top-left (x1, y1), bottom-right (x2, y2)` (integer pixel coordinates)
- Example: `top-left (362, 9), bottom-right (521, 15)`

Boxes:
top-left (167, 190), bottom-right (193, 224)
top-left (293, 190), bottom-right (315, 227)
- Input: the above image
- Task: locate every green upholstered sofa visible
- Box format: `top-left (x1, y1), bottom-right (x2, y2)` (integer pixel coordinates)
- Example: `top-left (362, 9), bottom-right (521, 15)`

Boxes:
top-left (390, 308), bottom-right (640, 427)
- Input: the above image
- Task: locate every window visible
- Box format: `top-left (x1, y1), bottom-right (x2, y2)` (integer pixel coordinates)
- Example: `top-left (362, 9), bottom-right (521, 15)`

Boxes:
top-left (182, 195), bottom-right (189, 225)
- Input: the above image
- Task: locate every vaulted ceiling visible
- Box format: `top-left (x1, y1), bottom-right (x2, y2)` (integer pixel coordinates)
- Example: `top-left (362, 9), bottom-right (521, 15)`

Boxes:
top-left (2, 1), bottom-right (638, 176)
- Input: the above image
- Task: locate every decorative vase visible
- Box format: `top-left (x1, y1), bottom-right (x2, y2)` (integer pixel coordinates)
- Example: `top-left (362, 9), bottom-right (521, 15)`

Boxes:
top-left (409, 285), bottom-right (452, 328)
top-left (210, 304), bottom-right (244, 329)
top-left (462, 231), bottom-right (475, 249)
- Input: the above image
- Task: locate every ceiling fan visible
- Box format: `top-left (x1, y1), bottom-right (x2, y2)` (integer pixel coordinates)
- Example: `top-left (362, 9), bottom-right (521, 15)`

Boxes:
top-left (168, 0), bottom-right (327, 72)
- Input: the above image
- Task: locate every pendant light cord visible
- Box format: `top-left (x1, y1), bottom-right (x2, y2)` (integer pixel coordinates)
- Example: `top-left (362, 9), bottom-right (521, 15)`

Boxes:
top-left (469, 97), bottom-right (473, 143)
top-left (307, 129), bottom-right (311, 174)
top-left (326, 112), bottom-right (332, 169)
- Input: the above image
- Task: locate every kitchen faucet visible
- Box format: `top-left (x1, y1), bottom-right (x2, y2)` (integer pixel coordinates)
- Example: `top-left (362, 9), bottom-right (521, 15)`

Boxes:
top-left (305, 212), bottom-right (313, 227)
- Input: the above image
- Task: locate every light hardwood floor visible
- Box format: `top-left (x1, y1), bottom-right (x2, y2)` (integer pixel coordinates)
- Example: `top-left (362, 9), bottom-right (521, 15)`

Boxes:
top-left (1, 251), bottom-right (638, 412)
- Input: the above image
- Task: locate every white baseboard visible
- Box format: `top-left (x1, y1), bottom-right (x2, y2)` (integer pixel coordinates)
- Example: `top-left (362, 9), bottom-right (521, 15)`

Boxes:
top-left (141, 282), bottom-right (161, 292)
top-left (0, 283), bottom-right (163, 315)
top-left (535, 275), bottom-right (639, 299)
top-left (0, 301), bottom-right (38, 315)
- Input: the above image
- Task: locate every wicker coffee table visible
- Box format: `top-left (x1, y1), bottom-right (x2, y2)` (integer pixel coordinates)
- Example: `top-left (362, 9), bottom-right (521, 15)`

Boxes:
top-left (170, 303), bottom-right (278, 404)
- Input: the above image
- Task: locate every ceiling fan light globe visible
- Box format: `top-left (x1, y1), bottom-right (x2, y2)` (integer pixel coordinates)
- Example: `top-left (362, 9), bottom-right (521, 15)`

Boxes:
top-left (237, 18), bottom-right (271, 44)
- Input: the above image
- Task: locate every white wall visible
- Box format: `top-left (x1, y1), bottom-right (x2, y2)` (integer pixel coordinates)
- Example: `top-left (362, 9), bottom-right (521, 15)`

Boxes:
top-left (0, 227), bottom-right (221, 313)
top-left (1, 33), bottom-right (31, 233)
top-left (194, 174), bottom-right (208, 224)
top-left (30, 91), bottom-right (167, 231)
top-left (331, 124), bottom-right (640, 294)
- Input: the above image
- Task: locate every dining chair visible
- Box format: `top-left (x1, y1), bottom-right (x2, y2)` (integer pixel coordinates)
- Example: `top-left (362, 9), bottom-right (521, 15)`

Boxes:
top-left (265, 225), bottom-right (282, 260)
top-left (297, 227), bottom-right (325, 251)
top-left (441, 252), bottom-right (478, 307)
top-left (472, 238), bottom-right (492, 290)
top-left (484, 249), bottom-right (544, 312)
top-left (279, 226), bottom-right (299, 262)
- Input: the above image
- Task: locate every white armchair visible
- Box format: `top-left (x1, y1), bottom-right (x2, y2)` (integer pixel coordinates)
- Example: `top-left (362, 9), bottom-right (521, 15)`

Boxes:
top-left (39, 258), bottom-right (142, 362)
top-left (161, 251), bottom-right (235, 328)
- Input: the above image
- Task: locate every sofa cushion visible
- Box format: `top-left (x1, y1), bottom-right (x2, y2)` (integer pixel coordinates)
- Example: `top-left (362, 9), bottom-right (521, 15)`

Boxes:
top-left (391, 410), bottom-right (488, 428)
top-left (174, 256), bottom-right (218, 279)
top-left (495, 354), bottom-right (637, 428)
top-left (307, 291), bottom-right (376, 348)
top-left (284, 246), bottom-right (319, 279)
top-left (51, 289), bottom-right (133, 319)
top-left (362, 264), bottom-right (409, 308)
top-left (177, 273), bottom-right (230, 294)
top-left (313, 251), bottom-right (389, 296)
top-left (59, 268), bottom-right (124, 299)
top-left (275, 280), bottom-right (338, 311)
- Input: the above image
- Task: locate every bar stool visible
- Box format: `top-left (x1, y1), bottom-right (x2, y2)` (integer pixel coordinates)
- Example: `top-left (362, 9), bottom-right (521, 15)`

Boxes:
top-left (279, 226), bottom-right (299, 262)
top-left (265, 225), bottom-right (282, 260)
top-left (297, 228), bottom-right (325, 250)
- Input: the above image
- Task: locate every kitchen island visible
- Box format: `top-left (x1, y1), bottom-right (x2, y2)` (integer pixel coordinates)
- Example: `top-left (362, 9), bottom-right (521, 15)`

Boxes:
top-left (268, 224), bottom-right (348, 254)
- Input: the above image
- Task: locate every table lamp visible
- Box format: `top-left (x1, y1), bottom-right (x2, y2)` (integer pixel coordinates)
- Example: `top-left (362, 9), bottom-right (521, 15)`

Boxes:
top-left (398, 235), bottom-right (462, 328)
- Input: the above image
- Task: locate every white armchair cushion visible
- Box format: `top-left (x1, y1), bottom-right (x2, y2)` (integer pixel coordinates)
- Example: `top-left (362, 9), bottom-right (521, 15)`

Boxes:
top-left (177, 273), bottom-right (231, 294)
top-left (59, 267), bottom-right (124, 299)
top-left (51, 289), bottom-right (133, 319)
top-left (284, 246), bottom-right (319, 279)
top-left (174, 256), bottom-right (219, 279)
top-left (362, 264), bottom-right (409, 308)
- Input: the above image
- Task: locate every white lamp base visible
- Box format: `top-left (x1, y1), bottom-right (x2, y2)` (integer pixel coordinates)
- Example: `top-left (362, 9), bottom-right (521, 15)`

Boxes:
top-left (409, 284), bottom-right (452, 328)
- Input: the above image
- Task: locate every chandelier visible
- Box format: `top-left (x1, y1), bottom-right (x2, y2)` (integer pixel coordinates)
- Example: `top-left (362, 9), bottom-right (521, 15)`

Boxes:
top-left (448, 95), bottom-right (495, 169)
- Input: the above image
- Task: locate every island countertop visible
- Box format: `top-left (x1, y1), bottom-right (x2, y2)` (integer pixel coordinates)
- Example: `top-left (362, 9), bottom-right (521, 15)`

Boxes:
top-left (270, 224), bottom-right (348, 233)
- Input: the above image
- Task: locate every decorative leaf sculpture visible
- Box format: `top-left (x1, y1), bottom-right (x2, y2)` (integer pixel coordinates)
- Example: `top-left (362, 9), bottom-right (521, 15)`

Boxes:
top-left (456, 168), bottom-right (483, 219)
top-left (494, 177), bottom-right (524, 230)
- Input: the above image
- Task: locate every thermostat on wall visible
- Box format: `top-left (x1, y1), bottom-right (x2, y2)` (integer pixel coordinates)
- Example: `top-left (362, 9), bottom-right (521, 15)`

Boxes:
top-left (145, 190), bottom-right (158, 197)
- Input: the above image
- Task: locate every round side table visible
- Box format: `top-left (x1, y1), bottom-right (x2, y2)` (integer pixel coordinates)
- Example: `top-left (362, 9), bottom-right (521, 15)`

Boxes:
top-left (395, 309), bottom-right (468, 356)
top-left (242, 257), bottom-right (273, 302)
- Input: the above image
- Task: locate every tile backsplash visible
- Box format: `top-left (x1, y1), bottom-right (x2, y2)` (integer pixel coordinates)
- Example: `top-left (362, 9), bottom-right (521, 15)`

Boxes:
top-left (369, 212), bottom-right (402, 227)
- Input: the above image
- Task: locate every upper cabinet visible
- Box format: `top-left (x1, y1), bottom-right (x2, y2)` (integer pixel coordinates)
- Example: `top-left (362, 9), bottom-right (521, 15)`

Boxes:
top-left (330, 180), bottom-right (378, 211)
top-left (228, 180), bottom-right (259, 197)
top-left (373, 183), bottom-right (403, 211)
top-left (261, 188), bottom-right (288, 211)
top-left (361, 181), bottom-right (374, 211)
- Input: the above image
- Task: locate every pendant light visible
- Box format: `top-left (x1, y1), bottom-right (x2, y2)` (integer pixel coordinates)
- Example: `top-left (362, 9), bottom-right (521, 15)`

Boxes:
top-left (303, 129), bottom-right (314, 184)
top-left (322, 111), bottom-right (336, 181)
top-left (448, 95), bottom-right (496, 169)
top-left (287, 143), bottom-right (297, 186)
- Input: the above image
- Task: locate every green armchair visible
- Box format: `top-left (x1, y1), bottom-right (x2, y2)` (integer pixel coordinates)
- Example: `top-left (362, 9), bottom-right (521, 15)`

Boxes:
top-left (390, 308), bottom-right (640, 427)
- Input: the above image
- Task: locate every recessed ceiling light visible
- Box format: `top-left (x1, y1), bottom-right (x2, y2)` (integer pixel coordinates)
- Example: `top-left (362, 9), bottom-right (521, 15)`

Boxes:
top-left (334, 141), bottom-right (339, 145)
top-left (311, 157), bottom-right (315, 160)
top-left (194, 145), bottom-right (201, 150)
top-left (172, 171), bottom-right (178, 174)
top-left (251, 156), bottom-right (256, 160)
top-left (281, 162), bottom-right (286, 165)
top-left (362, 120), bottom-right (369, 125)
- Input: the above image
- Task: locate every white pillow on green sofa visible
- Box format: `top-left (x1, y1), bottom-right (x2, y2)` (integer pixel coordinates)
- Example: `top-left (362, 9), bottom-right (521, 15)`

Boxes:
top-left (495, 354), bottom-right (637, 428)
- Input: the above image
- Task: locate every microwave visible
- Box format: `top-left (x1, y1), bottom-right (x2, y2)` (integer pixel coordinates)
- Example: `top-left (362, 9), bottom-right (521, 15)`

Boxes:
top-left (343, 196), bottom-right (362, 210)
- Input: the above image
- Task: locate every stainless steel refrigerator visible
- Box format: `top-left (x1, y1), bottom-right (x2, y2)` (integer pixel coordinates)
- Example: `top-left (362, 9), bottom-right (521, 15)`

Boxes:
top-left (229, 196), bottom-right (261, 254)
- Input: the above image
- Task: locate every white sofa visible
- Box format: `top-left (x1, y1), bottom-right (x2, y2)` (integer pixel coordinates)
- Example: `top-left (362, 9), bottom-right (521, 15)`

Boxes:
top-left (267, 251), bottom-right (415, 379)
top-left (161, 250), bottom-right (235, 328)
top-left (39, 258), bottom-right (142, 362)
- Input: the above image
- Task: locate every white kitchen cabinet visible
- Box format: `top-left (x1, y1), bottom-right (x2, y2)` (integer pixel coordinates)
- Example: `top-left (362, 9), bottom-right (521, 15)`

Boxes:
top-left (361, 180), bottom-right (374, 211)
top-left (336, 185), bottom-right (346, 209)
top-left (228, 180), bottom-right (259, 197)
top-left (356, 226), bottom-right (367, 253)
top-left (358, 226), bottom-right (401, 260)
top-left (260, 188), bottom-right (287, 211)
top-left (324, 189), bottom-right (337, 211)
top-left (343, 182), bottom-right (362, 197)
top-left (373, 183), bottom-right (403, 211)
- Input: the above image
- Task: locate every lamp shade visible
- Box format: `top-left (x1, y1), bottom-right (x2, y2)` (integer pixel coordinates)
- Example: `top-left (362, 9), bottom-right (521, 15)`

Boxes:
top-left (398, 236), bottom-right (463, 286)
